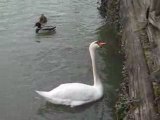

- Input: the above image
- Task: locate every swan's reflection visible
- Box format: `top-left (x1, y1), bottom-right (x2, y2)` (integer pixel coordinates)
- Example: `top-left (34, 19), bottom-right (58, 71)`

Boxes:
top-left (35, 95), bottom-right (113, 120)
top-left (37, 99), bottom-right (102, 115)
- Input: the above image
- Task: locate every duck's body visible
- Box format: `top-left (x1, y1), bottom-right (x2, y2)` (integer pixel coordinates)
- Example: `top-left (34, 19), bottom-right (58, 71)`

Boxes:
top-left (36, 26), bottom-right (56, 34)
top-left (35, 22), bottom-right (56, 34)
top-left (36, 41), bottom-right (106, 107)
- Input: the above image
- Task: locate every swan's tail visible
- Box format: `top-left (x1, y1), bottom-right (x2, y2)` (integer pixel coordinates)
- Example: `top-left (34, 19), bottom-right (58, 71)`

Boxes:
top-left (35, 90), bottom-right (50, 98)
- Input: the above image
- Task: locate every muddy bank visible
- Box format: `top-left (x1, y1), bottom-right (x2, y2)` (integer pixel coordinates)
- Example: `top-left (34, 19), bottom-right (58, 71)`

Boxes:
top-left (99, 0), bottom-right (160, 119)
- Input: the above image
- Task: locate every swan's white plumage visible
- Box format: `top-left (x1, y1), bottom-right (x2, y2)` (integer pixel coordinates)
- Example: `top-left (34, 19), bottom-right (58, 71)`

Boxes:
top-left (36, 41), bottom-right (105, 107)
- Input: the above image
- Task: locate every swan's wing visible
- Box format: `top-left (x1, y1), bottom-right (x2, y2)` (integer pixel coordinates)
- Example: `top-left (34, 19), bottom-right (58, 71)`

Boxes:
top-left (49, 83), bottom-right (96, 101)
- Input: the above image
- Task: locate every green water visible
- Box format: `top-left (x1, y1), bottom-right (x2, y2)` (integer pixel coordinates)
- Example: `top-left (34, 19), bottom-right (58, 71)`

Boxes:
top-left (0, 0), bottom-right (123, 120)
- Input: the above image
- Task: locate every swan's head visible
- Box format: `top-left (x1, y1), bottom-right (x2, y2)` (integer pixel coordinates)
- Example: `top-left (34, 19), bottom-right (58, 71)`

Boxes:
top-left (90, 41), bottom-right (106, 49)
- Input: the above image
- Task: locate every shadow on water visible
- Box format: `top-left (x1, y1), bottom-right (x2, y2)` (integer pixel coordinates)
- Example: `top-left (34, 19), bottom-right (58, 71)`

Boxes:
top-left (37, 101), bottom-right (98, 114)
top-left (35, 31), bottom-right (56, 43)
top-left (35, 98), bottom-right (112, 120)
top-left (96, 23), bottom-right (124, 118)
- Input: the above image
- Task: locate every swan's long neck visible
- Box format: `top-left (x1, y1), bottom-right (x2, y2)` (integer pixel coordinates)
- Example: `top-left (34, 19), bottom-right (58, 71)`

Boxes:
top-left (89, 45), bottom-right (102, 86)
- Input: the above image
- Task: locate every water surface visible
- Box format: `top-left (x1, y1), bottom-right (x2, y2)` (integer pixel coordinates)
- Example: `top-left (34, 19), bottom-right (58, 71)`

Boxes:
top-left (0, 0), bottom-right (123, 120)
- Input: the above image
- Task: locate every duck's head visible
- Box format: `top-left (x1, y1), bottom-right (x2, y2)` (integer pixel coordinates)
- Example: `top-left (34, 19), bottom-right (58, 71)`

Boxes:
top-left (34, 22), bottom-right (41, 29)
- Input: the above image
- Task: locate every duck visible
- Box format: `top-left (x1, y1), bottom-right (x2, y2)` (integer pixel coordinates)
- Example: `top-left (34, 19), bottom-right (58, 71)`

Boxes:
top-left (34, 22), bottom-right (56, 34)
top-left (35, 41), bottom-right (106, 107)
top-left (39, 14), bottom-right (47, 25)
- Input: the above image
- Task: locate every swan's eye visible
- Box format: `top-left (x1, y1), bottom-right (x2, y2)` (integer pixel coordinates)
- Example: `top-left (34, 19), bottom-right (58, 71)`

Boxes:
top-left (96, 41), bottom-right (101, 45)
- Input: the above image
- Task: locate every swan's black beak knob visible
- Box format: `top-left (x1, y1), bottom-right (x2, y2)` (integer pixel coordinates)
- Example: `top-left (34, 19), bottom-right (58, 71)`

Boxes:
top-left (97, 41), bottom-right (106, 47)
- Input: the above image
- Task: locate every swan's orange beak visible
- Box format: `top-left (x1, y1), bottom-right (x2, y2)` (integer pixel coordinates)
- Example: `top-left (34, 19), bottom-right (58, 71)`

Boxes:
top-left (97, 41), bottom-right (106, 47)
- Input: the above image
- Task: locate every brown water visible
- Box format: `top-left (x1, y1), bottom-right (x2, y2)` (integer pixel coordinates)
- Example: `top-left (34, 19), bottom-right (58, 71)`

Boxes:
top-left (0, 0), bottom-right (123, 120)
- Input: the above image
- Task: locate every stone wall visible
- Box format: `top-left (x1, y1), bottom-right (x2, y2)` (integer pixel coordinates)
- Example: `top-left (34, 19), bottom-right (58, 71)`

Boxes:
top-left (120, 0), bottom-right (160, 119)
top-left (99, 0), bottom-right (160, 119)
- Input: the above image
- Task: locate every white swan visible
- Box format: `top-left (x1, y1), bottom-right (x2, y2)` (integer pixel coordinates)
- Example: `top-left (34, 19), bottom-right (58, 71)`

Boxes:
top-left (36, 41), bottom-right (106, 107)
